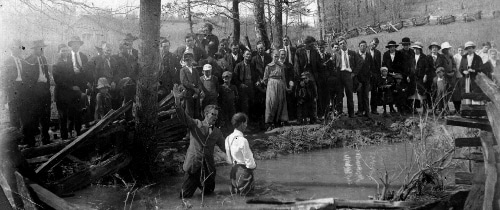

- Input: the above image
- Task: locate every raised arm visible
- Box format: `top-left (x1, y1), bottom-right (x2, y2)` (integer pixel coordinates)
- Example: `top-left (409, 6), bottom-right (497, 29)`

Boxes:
top-left (172, 84), bottom-right (196, 128)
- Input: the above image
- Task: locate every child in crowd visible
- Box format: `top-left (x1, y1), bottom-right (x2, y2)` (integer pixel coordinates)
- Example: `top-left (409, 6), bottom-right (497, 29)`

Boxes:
top-left (95, 77), bottom-right (112, 121)
top-left (219, 71), bottom-right (239, 130)
top-left (432, 67), bottom-right (448, 114)
top-left (296, 72), bottom-right (317, 124)
top-left (199, 64), bottom-right (219, 110)
top-left (376, 67), bottom-right (395, 116)
top-left (392, 73), bottom-right (408, 114)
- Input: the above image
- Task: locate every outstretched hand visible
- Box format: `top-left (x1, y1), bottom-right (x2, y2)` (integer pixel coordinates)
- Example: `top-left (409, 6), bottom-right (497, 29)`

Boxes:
top-left (172, 84), bottom-right (183, 99)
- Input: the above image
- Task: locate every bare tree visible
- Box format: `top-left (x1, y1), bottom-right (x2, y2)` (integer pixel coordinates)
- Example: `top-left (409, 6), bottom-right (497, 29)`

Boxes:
top-left (254, 0), bottom-right (271, 49)
top-left (232, 0), bottom-right (241, 45)
top-left (316, 0), bottom-right (323, 39)
top-left (275, 0), bottom-right (283, 49)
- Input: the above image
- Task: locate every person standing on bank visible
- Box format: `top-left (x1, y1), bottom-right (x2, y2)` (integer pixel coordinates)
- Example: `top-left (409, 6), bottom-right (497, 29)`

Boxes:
top-left (3, 40), bottom-right (26, 130)
top-left (356, 40), bottom-right (374, 117)
top-left (263, 50), bottom-right (289, 130)
top-left (233, 50), bottom-right (255, 116)
top-left (369, 38), bottom-right (382, 115)
top-left (225, 113), bottom-right (256, 196)
top-left (334, 37), bottom-right (362, 118)
top-left (179, 53), bottom-right (202, 119)
top-left (201, 23), bottom-right (219, 58)
top-left (382, 40), bottom-right (404, 77)
top-left (459, 41), bottom-right (489, 104)
top-left (24, 40), bottom-right (51, 146)
top-left (172, 83), bottom-right (226, 199)
top-left (440, 42), bottom-right (460, 114)
top-left (398, 37), bottom-right (414, 83)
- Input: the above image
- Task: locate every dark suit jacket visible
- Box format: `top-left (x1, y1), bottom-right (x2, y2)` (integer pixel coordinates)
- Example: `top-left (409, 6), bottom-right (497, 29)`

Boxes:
top-left (159, 51), bottom-right (180, 93)
top-left (382, 50), bottom-right (404, 75)
top-left (283, 45), bottom-right (297, 65)
top-left (179, 66), bottom-right (200, 97)
top-left (427, 53), bottom-right (447, 79)
top-left (201, 34), bottom-right (219, 58)
top-left (294, 46), bottom-right (322, 81)
top-left (2, 56), bottom-right (27, 95)
top-left (369, 49), bottom-right (382, 77)
top-left (410, 53), bottom-right (432, 81)
top-left (459, 53), bottom-right (488, 79)
top-left (87, 55), bottom-right (122, 85)
top-left (357, 51), bottom-right (374, 83)
top-left (53, 57), bottom-right (86, 103)
top-left (334, 49), bottom-right (362, 75)
top-left (24, 55), bottom-right (50, 90)
top-left (251, 53), bottom-right (272, 81)
top-left (174, 45), bottom-right (208, 64)
top-left (399, 49), bottom-right (415, 77)
top-left (223, 53), bottom-right (243, 73)
top-left (233, 60), bottom-right (255, 86)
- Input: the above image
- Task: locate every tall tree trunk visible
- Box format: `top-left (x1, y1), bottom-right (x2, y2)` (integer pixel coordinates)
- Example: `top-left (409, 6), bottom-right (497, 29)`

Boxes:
top-left (337, 0), bottom-right (343, 32)
top-left (275, 0), bottom-right (283, 49)
top-left (321, 0), bottom-right (328, 34)
top-left (254, 0), bottom-right (271, 49)
top-left (316, 0), bottom-right (323, 40)
top-left (285, 5), bottom-right (289, 36)
top-left (134, 0), bottom-right (160, 178)
top-left (232, 0), bottom-right (240, 45)
top-left (187, 0), bottom-right (193, 33)
top-left (266, 0), bottom-right (274, 47)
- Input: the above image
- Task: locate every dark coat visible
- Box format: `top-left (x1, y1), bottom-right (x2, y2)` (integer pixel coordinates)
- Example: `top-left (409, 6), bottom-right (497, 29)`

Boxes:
top-left (409, 53), bottom-right (432, 94)
top-left (283, 45), bottom-right (297, 65)
top-left (117, 51), bottom-right (139, 81)
top-left (179, 66), bottom-right (200, 97)
top-left (427, 53), bottom-right (447, 79)
top-left (333, 49), bottom-right (363, 75)
top-left (159, 51), bottom-right (180, 93)
top-left (369, 48), bottom-right (382, 77)
top-left (174, 45), bottom-right (208, 64)
top-left (251, 53), bottom-right (272, 81)
top-left (294, 46), bottom-right (321, 81)
top-left (223, 52), bottom-right (243, 73)
top-left (459, 53), bottom-right (489, 93)
top-left (382, 50), bottom-right (404, 76)
top-left (24, 55), bottom-right (50, 90)
top-left (87, 55), bottom-right (122, 85)
top-left (375, 75), bottom-right (394, 105)
top-left (233, 60), bottom-right (255, 86)
top-left (53, 57), bottom-right (87, 104)
top-left (357, 51), bottom-right (374, 83)
top-left (200, 34), bottom-right (219, 58)
top-left (399, 49), bottom-right (415, 77)
top-left (2, 56), bottom-right (27, 98)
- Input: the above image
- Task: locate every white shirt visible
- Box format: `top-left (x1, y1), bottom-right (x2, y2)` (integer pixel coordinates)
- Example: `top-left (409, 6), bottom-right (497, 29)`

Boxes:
top-left (415, 54), bottom-right (420, 63)
top-left (359, 50), bottom-right (366, 60)
top-left (232, 53), bottom-right (238, 61)
top-left (225, 129), bottom-right (256, 169)
top-left (71, 51), bottom-right (82, 73)
top-left (390, 52), bottom-right (395, 62)
top-left (187, 66), bottom-right (193, 74)
top-left (286, 45), bottom-right (292, 64)
top-left (478, 51), bottom-right (489, 64)
top-left (370, 49), bottom-right (375, 58)
top-left (37, 57), bottom-right (47, 83)
top-left (467, 54), bottom-right (474, 67)
top-left (453, 54), bottom-right (462, 69)
top-left (12, 55), bottom-right (23, 81)
top-left (341, 50), bottom-right (352, 72)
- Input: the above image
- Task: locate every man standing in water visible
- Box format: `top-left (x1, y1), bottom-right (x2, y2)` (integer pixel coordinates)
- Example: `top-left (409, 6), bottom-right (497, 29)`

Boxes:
top-left (172, 84), bottom-right (226, 199)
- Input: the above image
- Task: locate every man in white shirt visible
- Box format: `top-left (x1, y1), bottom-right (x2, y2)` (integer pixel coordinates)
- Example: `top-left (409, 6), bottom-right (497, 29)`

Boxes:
top-left (477, 42), bottom-right (491, 64)
top-left (225, 112), bottom-right (256, 196)
top-left (68, 36), bottom-right (88, 75)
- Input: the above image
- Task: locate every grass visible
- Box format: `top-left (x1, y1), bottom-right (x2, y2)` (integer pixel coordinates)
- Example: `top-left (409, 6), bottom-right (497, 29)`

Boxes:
top-left (344, 18), bottom-right (500, 55)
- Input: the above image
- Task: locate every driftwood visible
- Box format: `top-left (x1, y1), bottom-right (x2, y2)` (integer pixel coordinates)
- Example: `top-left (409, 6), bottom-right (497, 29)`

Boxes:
top-left (36, 101), bottom-right (132, 175)
top-left (460, 104), bottom-right (487, 117)
top-left (445, 117), bottom-right (492, 131)
top-left (53, 153), bottom-right (132, 194)
top-left (226, 198), bottom-right (414, 209)
top-left (438, 15), bottom-right (455, 25)
top-left (412, 16), bottom-right (429, 26)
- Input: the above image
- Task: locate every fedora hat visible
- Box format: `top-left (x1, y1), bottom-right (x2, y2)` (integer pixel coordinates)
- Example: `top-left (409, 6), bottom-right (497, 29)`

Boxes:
top-left (124, 33), bottom-right (138, 41)
top-left (400, 37), bottom-right (411, 45)
top-left (428, 42), bottom-right (441, 50)
top-left (97, 77), bottom-right (111, 89)
top-left (31, 40), bottom-right (47, 49)
top-left (385, 40), bottom-right (399, 48)
top-left (441, 42), bottom-right (452, 49)
top-left (68, 36), bottom-right (84, 46)
top-left (464, 41), bottom-right (476, 49)
top-left (411, 41), bottom-right (423, 49)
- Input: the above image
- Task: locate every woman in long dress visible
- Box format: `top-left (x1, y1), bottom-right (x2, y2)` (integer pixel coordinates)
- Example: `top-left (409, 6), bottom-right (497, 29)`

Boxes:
top-left (263, 49), bottom-right (288, 130)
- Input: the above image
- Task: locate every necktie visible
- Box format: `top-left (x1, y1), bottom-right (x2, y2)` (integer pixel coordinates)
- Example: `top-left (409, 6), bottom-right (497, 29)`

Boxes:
top-left (15, 58), bottom-right (22, 81)
top-left (306, 50), bottom-right (310, 64)
top-left (37, 57), bottom-right (47, 83)
top-left (76, 52), bottom-right (82, 68)
top-left (344, 51), bottom-right (349, 69)
top-left (287, 46), bottom-right (292, 64)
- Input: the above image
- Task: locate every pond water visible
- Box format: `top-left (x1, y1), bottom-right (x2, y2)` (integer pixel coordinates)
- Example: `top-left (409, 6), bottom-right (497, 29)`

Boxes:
top-left (66, 143), bottom-right (421, 209)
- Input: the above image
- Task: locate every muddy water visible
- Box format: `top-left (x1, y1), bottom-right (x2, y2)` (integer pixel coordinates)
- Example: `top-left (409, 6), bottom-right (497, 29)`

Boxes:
top-left (66, 143), bottom-right (416, 209)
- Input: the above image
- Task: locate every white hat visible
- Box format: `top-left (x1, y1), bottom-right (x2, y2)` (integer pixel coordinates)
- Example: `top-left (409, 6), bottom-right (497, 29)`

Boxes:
top-left (464, 41), bottom-right (476, 49)
top-left (380, 67), bottom-right (388, 71)
top-left (97, 77), bottom-right (111, 89)
top-left (441, 42), bottom-right (452, 49)
top-left (203, 64), bottom-right (212, 71)
top-left (411, 41), bottom-right (423, 49)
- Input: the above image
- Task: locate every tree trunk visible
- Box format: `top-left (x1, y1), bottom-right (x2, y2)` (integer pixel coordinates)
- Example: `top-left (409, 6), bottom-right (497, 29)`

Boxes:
top-left (254, 0), bottom-right (271, 49)
top-left (275, 0), bottom-right (283, 49)
top-left (285, 5), bottom-right (289, 35)
top-left (135, 0), bottom-right (161, 179)
top-left (321, 0), bottom-right (328, 34)
top-left (316, 0), bottom-right (323, 40)
top-left (187, 0), bottom-right (193, 33)
top-left (232, 0), bottom-right (240, 45)
top-left (266, 0), bottom-right (274, 47)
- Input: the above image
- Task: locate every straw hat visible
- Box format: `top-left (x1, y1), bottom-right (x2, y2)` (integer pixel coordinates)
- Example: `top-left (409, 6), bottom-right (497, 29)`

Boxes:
top-left (203, 64), bottom-right (212, 71)
top-left (411, 41), bottom-right (423, 49)
top-left (428, 42), bottom-right (441, 50)
top-left (440, 42), bottom-right (452, 49)
top-left (385, 40), bottom-right (399, 48)
top-left (31, 40), bottom-right (47, 49)
top-left (380, 67), bottom-right (389, 71)
top-left (68, 36), bottom-right (84, 46)
top-left (97, 77), bottom-right (111, 89)
top-left (464, 41), bottom-right (476, 49)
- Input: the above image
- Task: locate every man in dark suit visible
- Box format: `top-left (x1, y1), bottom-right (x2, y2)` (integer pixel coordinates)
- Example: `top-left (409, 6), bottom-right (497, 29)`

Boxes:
top-left (233, 50), bottom-right (255, 116)
top-left (399, 37), bottom-right (415, 82)
top-left (123, 33), bottom-right (139, 62)
top-left (159, 38), bottom-right (180, 99)
top-left (2, 40), bottom-right (26, 130)
top-left (408, 42), bottom-right (431, 113)
top-left (223, 43), bottom-right (243, 73)
top-left (369, 38), bottom-right (382, 114)
top-left (294, 36), bottom-right (322, 119)
top-left (250, 42), bottom-right (271, 128)
top-left (316, 40), bottom-right (331, 119)
top-left (283, 35), bottom-right (296, 66)
top-left (327, 42), bottom-right (342, 114)
top-left (175, 33), bottom-right (208, 68)
top-left (356, 40), bottom-right (374, 117)
top-left (24, 40), bottom-right (51, 146)
top-left (200, 23), bottom-right (219, 58)
top-left (334, 37), bottom-right (362, 118)
top-left (382, 40), bottom-right (404, 77)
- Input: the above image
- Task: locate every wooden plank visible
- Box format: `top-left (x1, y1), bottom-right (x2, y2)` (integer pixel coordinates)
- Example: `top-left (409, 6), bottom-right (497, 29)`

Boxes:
top-left (14, 172), bottom-right (37, 210)
top-left (445, 116), bottom-right (492, 131)
top-left (455, 172), bottom-right (473, 185)
top-left (476, 73), bottom-right (500, 105)
top-left (460, 104), bottom-right (487, 117)
top-left (455, 137), bottom-right (482, 147)
top-left (239, 198), bottom-right (411, 209)
top-left (486, 103), bottom-right (500, 146)
top-left (28, 184), bottom-right (88, 210)
top-left (453, 152), bottom-right (484, 162)
top-left (54, 153), bottom-right (132, 195)
top-left (480, 132), bottom-right (498, 210)
top-left (0, 179), bottom-right (13, 210)
top-left (36, 101), bottom-right (132, 175)
top-left (461, 92), bottom-right (491, 101)
top-left (464, 163), bottom-right (485, 209)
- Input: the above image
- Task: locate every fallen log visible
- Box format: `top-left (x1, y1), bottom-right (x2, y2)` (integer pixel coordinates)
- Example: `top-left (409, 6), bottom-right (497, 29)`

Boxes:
top-left (36, 101), bottom-right (132, 175)
top-left (22, 140), bottom-right (72, 159)
top-left (53, 153), bottom-right (132, 195)
top-left (236, 197), bottom-right (414, 209)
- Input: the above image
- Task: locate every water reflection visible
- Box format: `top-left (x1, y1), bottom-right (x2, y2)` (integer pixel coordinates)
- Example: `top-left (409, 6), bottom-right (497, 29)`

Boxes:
top-left (343, 153), bottom-right (353, 184)
top-left (355, 150), bottom-right (365, 182)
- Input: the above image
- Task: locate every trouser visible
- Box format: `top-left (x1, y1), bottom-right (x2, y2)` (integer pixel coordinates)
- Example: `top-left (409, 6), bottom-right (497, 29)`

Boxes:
top-left (339, 71), bottom-right (354, 116)
top-left (180, 162), bottom-right (216, 198)
top-left (315, 76), bottom-right (328, 118)
top-left (370, 77), bottom-right (379, 112)
top-left (56, 98), bottom-right (82, 139)
top-left (238, 84), bottom-right (254, 117)
top-left (297, 101), bottom-right (317, 123)
top-left (357, 81), bottom-right (370, 114)
top-left (230, 164), bottom-right (255, 196)
top-left (286, 90), bottom-right (297, 121)
top-left (182, 96), bottom-right (201, 119)
top-left (23, 83), bottom-right (51, 146)
top-left (327, 76), bottom-right (342, 114)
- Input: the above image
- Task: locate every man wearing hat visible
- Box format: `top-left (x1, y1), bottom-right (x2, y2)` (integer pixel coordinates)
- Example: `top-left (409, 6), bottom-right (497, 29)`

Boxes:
top-left (233, 50), bottom-right (255, 118)
top-left (382, 40), bottom-right (404, 77)
top-left (250, 41), bottom-right (272, 127)
top-left (477, 42), bottom-right (492, 64)
top-left (333, 37), bottom-right (362, 118)
top-left (356, 40), bottom-right (374, 117)
top-left (2, 40), bottom-right (26, 130)
top-left (199, 64), bottom-right (219, 110)
top-left (440, 42), bottom-right (461, 112)
top-left (399, 37), bottom-right (414, 82)
top-left (179, 53), bottom-right (202, 119)
top-left (201, 23), bottom-right (219, 58)
top-left (67, 36), bottom-right (88, 78)
top-left (175, 33), bottom-right (208, 66)
top-left (159, 38), bottom-right (180, 100)
top-left (408, 41), bottom-right (431, 113)
top-left (23, 40), bottom-right (51, 146)
top-left (459, 41), bottom-right (488, 103)
top-left (296, 71), bottom-right (317, 124)
top-left (369, 38), bottom-right (382, 114)
top-left (123, 33), bottom-right (139, 59)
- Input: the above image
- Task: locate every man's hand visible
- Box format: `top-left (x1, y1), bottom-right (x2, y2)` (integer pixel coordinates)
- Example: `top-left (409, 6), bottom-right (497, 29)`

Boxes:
top-left (463, 70), bottom-right (470, 75)
top-left (469, 69), bottom-right (476, 73)
top-left (172, 83), bottom-right (183, 99)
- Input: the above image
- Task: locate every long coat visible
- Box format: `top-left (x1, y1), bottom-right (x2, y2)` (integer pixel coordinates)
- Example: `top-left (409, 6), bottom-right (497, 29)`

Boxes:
top-left (459, 53), bottom-right (488, 93)
top-left (357, 51), bottom-right (374, 84)
top-left (251, 53), bottom-right (272, 82)
top-left (294, 46), bottom-right (321, 81)
top-left (87, 55), bottom-right (122, 85)
top-left (370, 49), bottom-right (382, 77)
top-left (382, 50), bottom-right (404, 76)
top-left (223, 53), bottom-right (243, 73)
top-left (52, 57), bottom-right (87, 104)
top-left (159, 51), bottom-right (180, 94)
top-left (409, 53), bottom-right (432, 95)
